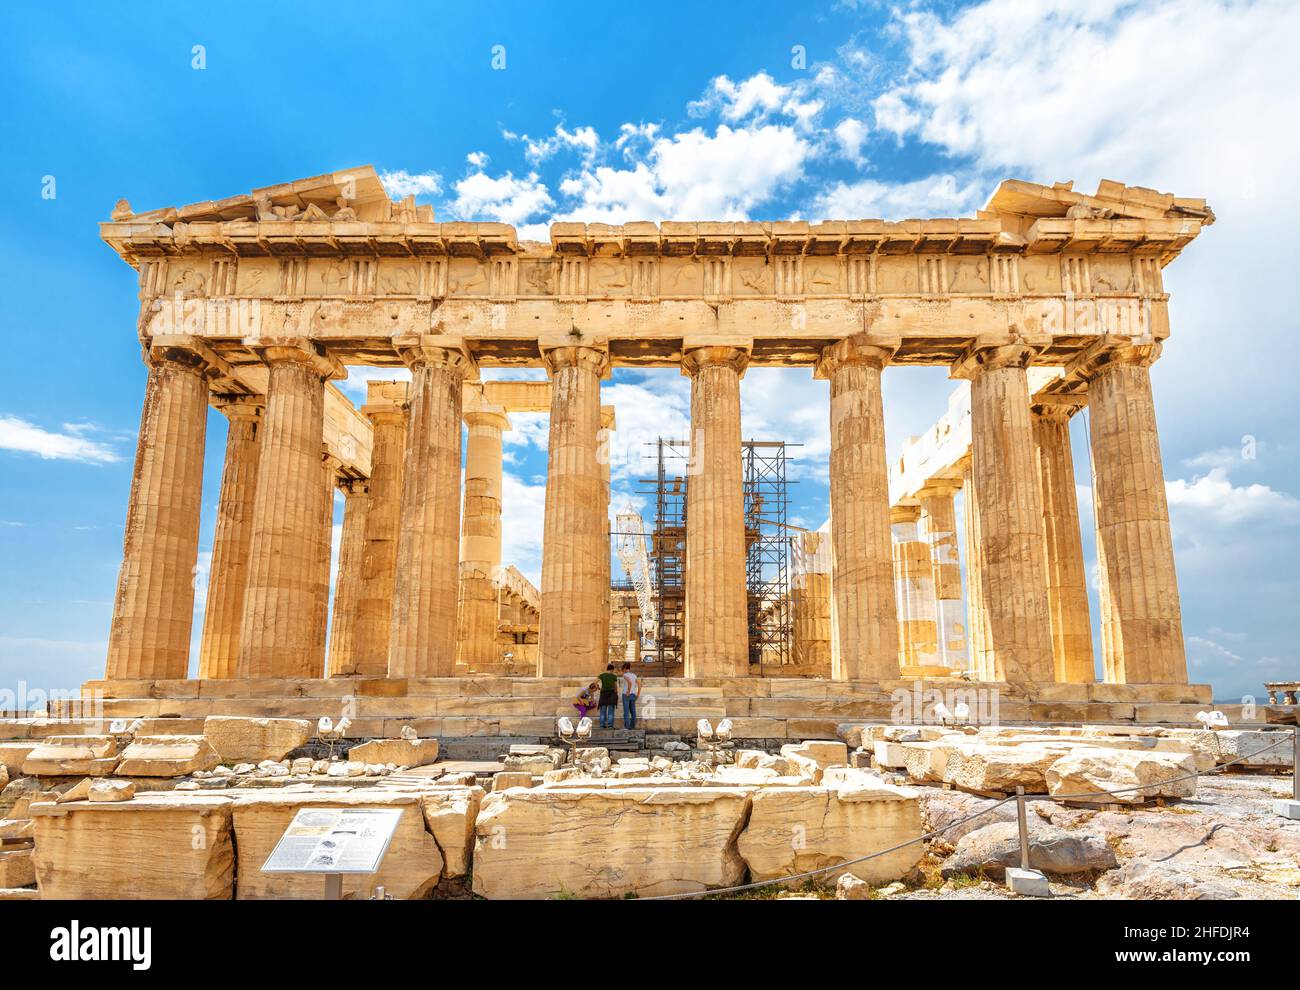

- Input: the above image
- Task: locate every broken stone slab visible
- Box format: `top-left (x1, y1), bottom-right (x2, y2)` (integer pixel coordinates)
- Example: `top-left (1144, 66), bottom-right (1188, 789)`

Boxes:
top-left (734, 750), bottom-right (790, 774)
top-left (89, 779), bottom-right (136, 803)
top-left (1184, 729), bottom-right (1294, 768)
top-left (348, 737), bottom-right (440, 767)
top-left (940, 820), bottom-right (1116, 880)
top-left (0, 819), bottom-right (34, 842)
top-left (492, 771), bottom-right (535, 791)
top-left (55, 778), bottom-right (93, 803)
top-left (1046, 749), bottom-right (1198, 804)
top-left (836, 872), bottom-right (872, 899)
top-left (115, 735), bottom-right (222, 777)
top-left (472, 786), bottom-right (751, 899)
top-left (418, 785), bottom-right (483, 879)
top-left (31, 794), bottom-right (235, 899)
top-left (21, 736), bottom-right (120, 777)
top-left (737, 780), bottom-right (923, 887)
top-left (943, 744), bottom-right (1069, 794)
top-left (782, 740), bottom-right (849, 768)
top-left (201, 716), bottom-right (313, 764)
top-left (901, 740), bottom-right (965, 783)
top-left (0, 848), bottom-right (35, 887)
top-left (0, 742), bottom-right (37, 777)
top-left (232, 790), bottom-right (443, 899)
top-left (873, 740), bottom-right (910, 769)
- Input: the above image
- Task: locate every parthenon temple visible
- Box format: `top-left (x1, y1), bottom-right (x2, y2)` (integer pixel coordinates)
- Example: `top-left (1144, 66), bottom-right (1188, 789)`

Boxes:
top-left (84, 165), bottom-right (1224, 734)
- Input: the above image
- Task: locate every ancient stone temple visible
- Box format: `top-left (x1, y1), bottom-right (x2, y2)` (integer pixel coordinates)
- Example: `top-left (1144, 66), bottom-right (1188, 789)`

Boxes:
top-left (86, 165), bottom-right (1224, 737)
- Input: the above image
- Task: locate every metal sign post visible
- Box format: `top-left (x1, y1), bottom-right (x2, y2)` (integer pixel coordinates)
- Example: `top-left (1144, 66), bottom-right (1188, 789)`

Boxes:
top-left (261, 807), bottom-right (404, 899)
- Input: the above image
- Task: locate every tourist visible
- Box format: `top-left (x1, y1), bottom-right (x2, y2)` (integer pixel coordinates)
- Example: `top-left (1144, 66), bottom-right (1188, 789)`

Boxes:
top-left (596, 664), bottom-right (619, 729)
top-left (620, 662), bottom-right (640, 729)
top-left (572, 682), bottom-right (598, 720)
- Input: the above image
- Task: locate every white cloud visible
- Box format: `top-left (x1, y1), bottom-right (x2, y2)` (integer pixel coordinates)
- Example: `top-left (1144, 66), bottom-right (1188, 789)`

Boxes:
top-left (500, 470), bottom-right (547, 586)
top-left (518, 124), bottom-right (600, 165)
top-left (1187, 634), bottom-right (1243, 666)
top-left (809, 172), bottom-right (986, 220)
top-left (466, 151), bottom-right (489, 168)
top-left (1166, 467), bottom-right (1300, 525)
top-left (832, 116), bottom-right (869, 164)
top-left (0, 415), bottom-right (120, 464)
top-left (379, 169), bottom-right (443, 199)
top-left (444, 170), bottom-right (554, 226)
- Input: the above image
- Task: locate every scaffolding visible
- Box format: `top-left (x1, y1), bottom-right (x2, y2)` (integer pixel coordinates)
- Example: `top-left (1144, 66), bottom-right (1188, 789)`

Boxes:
top-left (626, 437), bottom-right (796, 675)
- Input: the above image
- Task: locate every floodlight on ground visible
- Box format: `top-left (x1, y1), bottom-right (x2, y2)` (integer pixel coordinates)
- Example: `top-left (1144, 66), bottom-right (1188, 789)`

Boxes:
top-left (953, 702), bottom-right (971, 724)
top-left (1196, 710), bottom-right (1229, 730)
top-left (697, 718), bottom-right (715, 742)
top-left (716, 718), bottom-right (733, 742)
top-left (576, 717), bottom-right (593, 740)
top-left (557, 717), bottom-right (575, 739)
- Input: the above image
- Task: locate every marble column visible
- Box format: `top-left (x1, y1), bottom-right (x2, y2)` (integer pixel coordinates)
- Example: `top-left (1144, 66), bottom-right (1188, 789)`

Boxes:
top-left (891, 506), bottom-right (938, 667)
top-left (791, 531), bottom-right (832, 667)
top-left (681, 345), bottom-right (750, 678)
top-left (538, 346), bottom-right (608, 677)
top-left (197, 395), bottom-right (264, 679)
top-left (960, 456), bottom-right (991, 680)
top-left (457, 406), bottom-right (509, 668)
top-left (308, 450), bottom-right (341, 675)
top-left (1032, 403), bottom-right (1095, 682)
top-left (952, 342), bottom-right (1054, 684)
top-left (237, 339), bottom-right (340, 679)
top-left (388, 338), bottom-right (475, 678)
top-left (327, 478), bottom-right (369, 676)
top-left (1082, 343), bottom-right (1187, 683)
top-left (918, 480), bottom-right (967, 670)
top-left (106, 339), bottom-right (218, 680)
top-left (349, 386), bottom-right (409, 676)
top-left (815, 335), bottom-right (898, 681)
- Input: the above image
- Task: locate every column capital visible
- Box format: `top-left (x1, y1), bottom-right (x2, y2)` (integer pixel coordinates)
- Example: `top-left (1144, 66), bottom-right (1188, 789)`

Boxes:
top-left (813, 333), bottom-right (899, 379)
top-left (1030, 396), bottom-right (1086, 422)
top-left (393, 334), bottom-right (478, 379)
top-left (464, 407), bottom-right (511, 431)
top-left (542, 343), bottom-right (610, 378)
top-left (950, 335), bottom-right (1040, 380)
top-left (242, 336), bottom-right (345, 380)
top-left (211, 393), bottom-right (265, 421)
top-left (1066, 337), bottom-right (1163, 382)
top-left (680, 345), bottom-right (749, 379)
top-left (917, 478), bottom-right (963, 501)
top-left (337, 476), bottom-right (369, 497)
top-left (321, 445), bottom-right (345, 481)
top-left (890, 504), bottom-right (921, 525)
top-left (144, 334), bottom-right (233, 382)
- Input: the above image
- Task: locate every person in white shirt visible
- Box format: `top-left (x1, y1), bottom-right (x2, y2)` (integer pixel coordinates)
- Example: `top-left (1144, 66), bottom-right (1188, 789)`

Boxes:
top-left (620, 662), bottom-right (640, 729)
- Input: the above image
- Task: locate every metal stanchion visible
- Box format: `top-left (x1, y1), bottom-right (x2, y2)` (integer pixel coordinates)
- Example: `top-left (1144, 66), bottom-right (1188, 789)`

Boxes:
top-left (1006, 785), bottom-right (1051, 897)
top-left (1273, 725), bottom-right (1300, 820)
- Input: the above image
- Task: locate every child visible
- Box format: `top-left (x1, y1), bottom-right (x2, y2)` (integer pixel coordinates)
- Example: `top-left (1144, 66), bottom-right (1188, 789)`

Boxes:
top-left (573, 682), bottom-right (598, 719)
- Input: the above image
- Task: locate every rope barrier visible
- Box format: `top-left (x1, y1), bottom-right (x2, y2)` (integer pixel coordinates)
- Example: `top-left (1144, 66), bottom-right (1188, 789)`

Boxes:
top-left (637, 727), bottom-right (1297, 901)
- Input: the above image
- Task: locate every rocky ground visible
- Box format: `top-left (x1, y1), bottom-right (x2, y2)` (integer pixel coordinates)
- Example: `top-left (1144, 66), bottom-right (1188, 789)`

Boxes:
top-left (771, 771), bottom-right (1300, 900)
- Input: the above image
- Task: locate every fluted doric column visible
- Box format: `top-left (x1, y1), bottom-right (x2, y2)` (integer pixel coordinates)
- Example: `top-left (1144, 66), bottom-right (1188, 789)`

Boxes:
top-left (598, 406), bottom-right (616, 667)
top-left (538, 345), bottom-right (608, 677)
top-left (307, 450), bottom-right (341, 675)
top-left (327, 478), bottom-right (369, 676)
top-left (891, 505), bottom-right (938, 667)
top-left (237, 338), bottom-right (342, 679)
top-left (959, 456), bottom-right (991, 680)
top-left (682, 345), bottom-right (749, 678)
top-left (1078, 342), bottom-right (1186, 683)
top-left (349, 383), bottom-right (409, 676)
top-left (388, 337), bottom-right (475, 678)
top-left (457, 406), bottom-right (509, 668)
top-left (815, 335), bottom-right (898, 681)
top-left (919, 480), bottom-right (967, 670)
top-left (106, 337), bottom-right (221, 680)
top-left (197, 395), bottom-right (264, 679)
top-left (1032, 403), bottom-right (1095, 682)
top-left (952, 341), bottom-right (1054, 684)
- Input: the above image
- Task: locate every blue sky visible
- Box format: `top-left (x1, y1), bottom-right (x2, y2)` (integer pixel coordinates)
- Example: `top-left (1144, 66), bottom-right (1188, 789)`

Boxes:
top-left (2, 0), bottom-right (1297, 703)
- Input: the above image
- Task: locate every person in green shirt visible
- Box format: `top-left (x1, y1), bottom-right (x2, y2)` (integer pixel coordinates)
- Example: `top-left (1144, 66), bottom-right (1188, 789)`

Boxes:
top-left (596, 664), bottom-right (619, 729)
